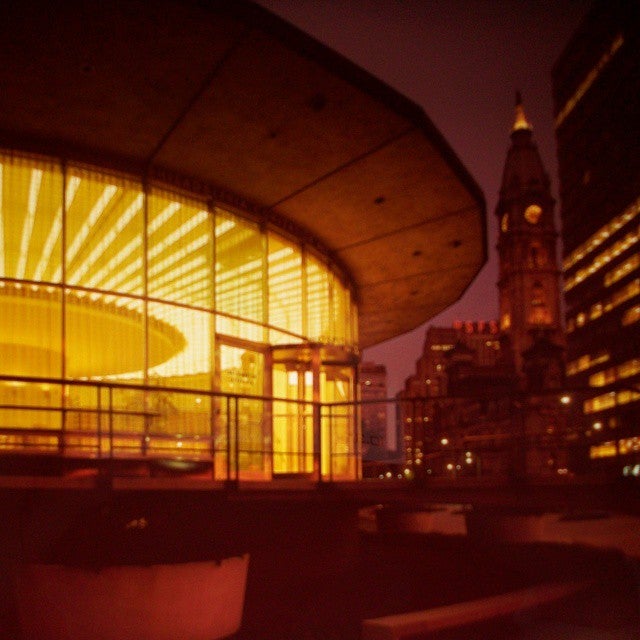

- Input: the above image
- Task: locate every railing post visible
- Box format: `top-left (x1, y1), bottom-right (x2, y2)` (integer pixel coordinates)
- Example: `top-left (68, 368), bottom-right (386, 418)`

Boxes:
top-left (314, 400), bottom-right (322, 484)
top-left (328, 406), bottom-right (334, 483)
top-left (96, 385), bottom-right (102, 460)
top-left (210, 393), bottom-right (216, 481)
top-left (59, 383), bottom-right (66, 457)
top-left (226, 395), bottom-right (231, 483)
top-left (234, 397), bottom-right (240, 483)
top-left (108, 386), bottom-right (114, 461)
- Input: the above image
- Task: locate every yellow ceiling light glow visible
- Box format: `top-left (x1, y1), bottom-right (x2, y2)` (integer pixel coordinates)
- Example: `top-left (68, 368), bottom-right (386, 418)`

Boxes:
top-left (69, 192), bottom-right (143, 285)
top-left (0, 164), bottom-right (4, 276)
top-left (65, 184), bottom-right (119, 265)
top-left (16, 169), bottom-right (43, 279)
top-left (33, 177), bottom-right (81, 281)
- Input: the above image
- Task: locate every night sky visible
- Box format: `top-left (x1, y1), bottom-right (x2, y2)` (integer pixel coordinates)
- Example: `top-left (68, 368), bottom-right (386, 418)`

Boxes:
top-left (257, 0), bottom-right (592, 393)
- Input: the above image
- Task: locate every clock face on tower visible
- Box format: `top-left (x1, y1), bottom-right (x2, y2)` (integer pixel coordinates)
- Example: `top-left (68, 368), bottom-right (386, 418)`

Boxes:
top-left (524, 204), bottom-right (542, 224)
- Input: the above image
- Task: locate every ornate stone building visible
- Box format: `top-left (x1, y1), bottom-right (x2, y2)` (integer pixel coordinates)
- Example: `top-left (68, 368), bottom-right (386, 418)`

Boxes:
top-left (400, 97), bottom-right (568, 479)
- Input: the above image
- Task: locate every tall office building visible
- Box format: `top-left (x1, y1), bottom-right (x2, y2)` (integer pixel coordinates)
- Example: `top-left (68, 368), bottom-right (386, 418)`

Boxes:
top-left (553, 0), bottom-right (640, 474)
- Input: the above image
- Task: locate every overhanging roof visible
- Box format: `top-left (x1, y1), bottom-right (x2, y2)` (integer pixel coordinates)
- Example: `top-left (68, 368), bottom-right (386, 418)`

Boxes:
top-left (0, 0), bottom-right (486, 349)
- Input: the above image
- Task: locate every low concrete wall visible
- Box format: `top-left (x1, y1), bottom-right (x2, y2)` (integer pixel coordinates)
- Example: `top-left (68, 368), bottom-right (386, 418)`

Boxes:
top-left (17, 554), bottom-right (249, 640)
top-left (362, 579), bottom-right (590, 640)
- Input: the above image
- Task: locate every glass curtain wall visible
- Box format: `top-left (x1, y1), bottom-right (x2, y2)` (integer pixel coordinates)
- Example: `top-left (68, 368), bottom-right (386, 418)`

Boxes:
top-left (0, 149), bottom-right (358, 479)
top-left (0, 154), bottom-right (63, 450)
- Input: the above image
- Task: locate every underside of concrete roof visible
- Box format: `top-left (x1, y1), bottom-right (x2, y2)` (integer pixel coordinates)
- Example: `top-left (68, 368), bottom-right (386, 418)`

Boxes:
top-left (0, 0), bottom-right (487, 348)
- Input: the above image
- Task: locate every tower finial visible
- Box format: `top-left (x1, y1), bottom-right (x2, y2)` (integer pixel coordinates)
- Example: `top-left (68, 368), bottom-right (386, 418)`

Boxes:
top-left (512, 90), bottom-right (532, 132)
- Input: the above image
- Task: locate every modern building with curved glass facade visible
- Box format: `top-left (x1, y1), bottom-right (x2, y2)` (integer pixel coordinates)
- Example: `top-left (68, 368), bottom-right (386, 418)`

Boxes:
top-left (0, 0), bottom-right (486, 482)
top-left (0, 150), bottom-right (361, 479)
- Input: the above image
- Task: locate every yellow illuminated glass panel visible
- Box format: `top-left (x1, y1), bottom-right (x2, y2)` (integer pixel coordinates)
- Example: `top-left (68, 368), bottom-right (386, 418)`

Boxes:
top-left (0, 283), bottom-right (62, 379)
top-left (351, 302), bottom-right (359, 346)
top-left (332, 275), bottom-right (349, 345)
top-left (215, 209), bottom-right (265, 342)
top-left (1, 153), bottom-right (63, 282)
top-left (219, 344), bottom-right (266, 479)
top-left (147, 300), bottom-right (212, 389)
top-left (65, 166), bottom-right (143, 295)
top-left (306, 252), bottom-right (330, 342)
top-left (65, 292), bottom-right (145, 382)
top-left (147, 189), bottom-right (212, 308)
top-left (0, 381), bottom-right (62, 433)
top-left (145, 388), bottom-right (212, 457)
top-left (272, 364), bottom-right (313, 474)
top-left (268, 233), bottom-right (302, 343)
top-left (321, 366), bottom-right (357, 479)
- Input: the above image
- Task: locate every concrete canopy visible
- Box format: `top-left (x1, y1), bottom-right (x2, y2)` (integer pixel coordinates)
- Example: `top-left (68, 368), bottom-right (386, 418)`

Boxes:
top-left (0, 0), bottom-right (486, 349)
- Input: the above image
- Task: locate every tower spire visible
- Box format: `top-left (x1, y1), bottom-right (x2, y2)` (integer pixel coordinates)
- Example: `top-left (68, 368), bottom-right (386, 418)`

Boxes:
top-left (512, 90), bottom-right (532, 133)
top-left (496, 93), bottom-right (563, 382)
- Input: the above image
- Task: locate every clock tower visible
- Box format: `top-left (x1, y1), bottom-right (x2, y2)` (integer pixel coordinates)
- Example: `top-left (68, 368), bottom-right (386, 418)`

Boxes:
top-left (495, 93), bottom-right (564, 383)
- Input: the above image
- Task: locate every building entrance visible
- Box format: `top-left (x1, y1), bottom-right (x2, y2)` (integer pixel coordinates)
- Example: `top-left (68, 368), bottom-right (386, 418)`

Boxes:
top-left (271, 346), bottom-right (358, 479)
top-left (271, 348), bottom-right (316, 476)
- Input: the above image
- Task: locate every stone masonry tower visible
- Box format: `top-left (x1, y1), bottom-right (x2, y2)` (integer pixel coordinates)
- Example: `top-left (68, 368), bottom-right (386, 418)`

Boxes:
top-left (495, 93), bottom-right (565, 384)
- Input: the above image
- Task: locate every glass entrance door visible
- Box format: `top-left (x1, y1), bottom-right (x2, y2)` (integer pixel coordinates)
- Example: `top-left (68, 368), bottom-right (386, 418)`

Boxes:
top-left (272, 360), bottom-right (315, 475)
top-left (218, 342), bottom-right (267, 480)
top-left (271, 345), bottom-right (358, 480)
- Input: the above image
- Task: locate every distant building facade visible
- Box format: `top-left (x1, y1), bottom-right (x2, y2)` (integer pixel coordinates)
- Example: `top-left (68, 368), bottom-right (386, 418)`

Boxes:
top-left (399, 321), bottom-right (513, 477)
top-left (400, 99), bottom-right (569, 479)
top-left (553, 0), bottom-right (640, 475)
top-left (359, 361), bottom-right (393, 461)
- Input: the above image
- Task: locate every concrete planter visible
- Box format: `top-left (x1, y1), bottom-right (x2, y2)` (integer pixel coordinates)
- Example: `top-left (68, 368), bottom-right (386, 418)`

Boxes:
top-left (17, 554), bottom-right (249, 640)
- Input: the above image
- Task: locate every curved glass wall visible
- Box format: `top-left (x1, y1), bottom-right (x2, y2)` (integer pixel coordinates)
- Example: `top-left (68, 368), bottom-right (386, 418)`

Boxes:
top-left (0, 150), bottom-right (358, 480)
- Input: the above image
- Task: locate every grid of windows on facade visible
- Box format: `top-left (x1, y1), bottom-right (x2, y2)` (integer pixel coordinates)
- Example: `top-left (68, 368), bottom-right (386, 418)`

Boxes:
top-left (563, 196), bottom-right (640, 463)
top-left (564, 196), bottom-right (640, 334)
top-left (0, 150), bottom-right (360, 480)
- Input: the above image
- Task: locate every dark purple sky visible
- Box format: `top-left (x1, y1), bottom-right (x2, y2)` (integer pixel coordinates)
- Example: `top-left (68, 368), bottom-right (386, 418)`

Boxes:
top-left (257, 0), bottom-right (591, 393)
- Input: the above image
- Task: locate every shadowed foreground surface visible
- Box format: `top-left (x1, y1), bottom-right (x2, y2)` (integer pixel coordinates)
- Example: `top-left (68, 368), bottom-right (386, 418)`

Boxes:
top-left (236, 532), bottom-right (640, 640)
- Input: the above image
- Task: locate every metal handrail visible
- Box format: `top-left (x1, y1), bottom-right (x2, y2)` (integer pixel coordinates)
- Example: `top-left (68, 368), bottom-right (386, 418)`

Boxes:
top-left (0, 375), bottom-right (360, 482)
